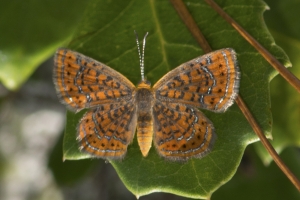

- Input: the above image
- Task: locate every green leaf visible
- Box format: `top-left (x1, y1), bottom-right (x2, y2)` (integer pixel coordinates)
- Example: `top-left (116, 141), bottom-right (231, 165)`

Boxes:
top-left (0, 0), bottom-right (90, 90)
top-left (61, 0), bottom-right (290, 198)
top-left (254, 0), bottom-right (300, 165)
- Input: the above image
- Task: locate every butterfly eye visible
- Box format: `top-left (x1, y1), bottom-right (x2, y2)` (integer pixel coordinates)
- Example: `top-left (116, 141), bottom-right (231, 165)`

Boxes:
top-left (144, 80), bottom-right (151, 86)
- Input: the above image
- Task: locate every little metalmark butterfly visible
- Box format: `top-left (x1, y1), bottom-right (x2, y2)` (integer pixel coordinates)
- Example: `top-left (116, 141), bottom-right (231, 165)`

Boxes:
top-left (53, 33), bottom-right (240, 161)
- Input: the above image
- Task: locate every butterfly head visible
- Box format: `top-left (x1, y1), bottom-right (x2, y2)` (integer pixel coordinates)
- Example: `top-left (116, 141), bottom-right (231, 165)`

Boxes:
top-left (137, 79), bottom-right (151, 89)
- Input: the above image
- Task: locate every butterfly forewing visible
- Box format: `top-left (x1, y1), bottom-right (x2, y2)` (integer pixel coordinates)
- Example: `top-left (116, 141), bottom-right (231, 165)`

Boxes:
top-left (153, 48), bottom-right (239, 112)
top-left (78, 101), bottom-right (137, 159)
top-left (54, 48), bottom-right (136, 112)
top-left (153, 101), bottom-right (215, 160)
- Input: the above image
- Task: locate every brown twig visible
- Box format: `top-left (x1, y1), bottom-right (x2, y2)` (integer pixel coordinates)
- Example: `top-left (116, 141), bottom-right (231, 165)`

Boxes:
top-left (204, 0), bottom-right (300, 93)
top-left (170, 0), bottom-right (212, 53)
top-left (235, 96), bottom-right (300, 191)
top-left (169, 0), bottom-right (300, 192)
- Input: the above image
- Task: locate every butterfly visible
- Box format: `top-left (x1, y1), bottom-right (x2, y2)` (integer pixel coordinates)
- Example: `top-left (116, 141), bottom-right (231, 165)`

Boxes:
top-left (53, 33), bottom-right (240, 161)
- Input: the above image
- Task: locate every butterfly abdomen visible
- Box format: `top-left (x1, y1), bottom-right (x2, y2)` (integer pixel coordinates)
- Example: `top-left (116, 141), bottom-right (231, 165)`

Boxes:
top-left (136, 82), bottom-right (154, 157)
top-left (137, 112), bottom-right (153, 157)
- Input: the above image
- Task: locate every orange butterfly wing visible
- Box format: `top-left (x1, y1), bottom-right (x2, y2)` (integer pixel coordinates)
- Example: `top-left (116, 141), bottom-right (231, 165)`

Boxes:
top-left (54, 48), bottom-right (136, 112)
top-left (152, 49), bottom-right (239, 160)
top-left (78, 101), bottom-right (137, 159)
top-left (153, 102), bottom-right (215, 160)
top-left (153, 48), bottom-right (239, 112)
top-left (54, 48), bottom-right (137, 159)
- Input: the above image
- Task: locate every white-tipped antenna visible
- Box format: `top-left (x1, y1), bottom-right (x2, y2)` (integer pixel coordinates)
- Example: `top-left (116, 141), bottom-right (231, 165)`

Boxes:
top-left (134, 31), bottom-right (148, 81)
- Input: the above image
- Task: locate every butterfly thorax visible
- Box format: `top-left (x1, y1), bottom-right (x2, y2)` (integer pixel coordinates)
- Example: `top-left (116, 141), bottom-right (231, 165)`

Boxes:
top-left (136, 80), bottom-right (154, 157)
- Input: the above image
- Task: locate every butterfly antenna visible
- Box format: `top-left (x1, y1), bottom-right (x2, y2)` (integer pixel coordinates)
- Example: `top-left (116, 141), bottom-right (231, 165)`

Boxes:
top-left (134, 31), bottom-right (148, 81)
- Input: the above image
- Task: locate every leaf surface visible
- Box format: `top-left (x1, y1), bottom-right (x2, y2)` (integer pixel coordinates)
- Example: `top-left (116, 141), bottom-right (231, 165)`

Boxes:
top-left (62, 0), bottom-right (290, 198)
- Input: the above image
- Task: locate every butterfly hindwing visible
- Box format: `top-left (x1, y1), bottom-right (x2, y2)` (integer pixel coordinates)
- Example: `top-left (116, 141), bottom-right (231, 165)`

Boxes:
top-left (77, 101), bottom-right (137, 159)
top-left (153, 101), bottom-right (216, 160)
